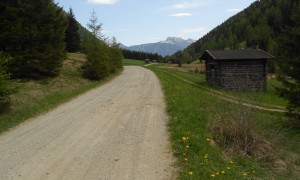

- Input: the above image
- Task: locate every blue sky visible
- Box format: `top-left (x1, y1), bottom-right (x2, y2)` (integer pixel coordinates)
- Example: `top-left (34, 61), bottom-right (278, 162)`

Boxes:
top-left (55, 0), bottom-right (257, 46)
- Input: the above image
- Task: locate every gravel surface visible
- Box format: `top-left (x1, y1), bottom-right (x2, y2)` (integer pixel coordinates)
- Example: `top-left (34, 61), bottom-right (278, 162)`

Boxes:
top-left (0, 66), bottom-right (176, 180)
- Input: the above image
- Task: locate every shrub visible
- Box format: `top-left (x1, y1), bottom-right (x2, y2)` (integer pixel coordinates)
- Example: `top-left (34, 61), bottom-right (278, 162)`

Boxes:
top-left (208, 92), bottom-right (276, 162)
top-left (82, 39), bottom-right (109, 80)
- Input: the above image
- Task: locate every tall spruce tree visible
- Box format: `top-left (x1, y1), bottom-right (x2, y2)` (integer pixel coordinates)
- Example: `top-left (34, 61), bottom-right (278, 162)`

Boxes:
top-left (0, 0), bottom-right (66, 79)
top-left (277, 3), bottom-right (300, 121)
top-left (82, 10), bottom-right (109, 80)
top-left (66, 8), bottom-right (81, 52)
top-left (0, 52), bottom-right (13, 113)
top-left (87, 9), bottom-right (103, 39)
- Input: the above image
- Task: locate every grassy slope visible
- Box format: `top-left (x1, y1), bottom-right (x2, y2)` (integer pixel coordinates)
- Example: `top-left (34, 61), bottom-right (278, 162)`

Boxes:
top-left (0, 53), bottom-right (121, 134)
top-left (125, 59), bottom-right (300, 179)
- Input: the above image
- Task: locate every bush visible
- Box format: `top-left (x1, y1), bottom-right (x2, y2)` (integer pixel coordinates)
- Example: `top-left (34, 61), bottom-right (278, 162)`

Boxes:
top-left (0, 53), bottom-right (13, 113)
top-left (82, 39), bottom-right (109, 80)
top-left (208, 93), bottom-right (276, 162)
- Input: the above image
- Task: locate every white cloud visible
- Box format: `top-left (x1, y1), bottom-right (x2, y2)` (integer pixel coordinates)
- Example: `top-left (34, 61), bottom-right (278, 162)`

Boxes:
top-left (87, 0), bottom-right (118, 5)
top-left (226, 8), bottom-right (241, 12)
top-left (171, 1), bottom-right (204, 9)
top-left (169, 13), bottom-right (193, 17)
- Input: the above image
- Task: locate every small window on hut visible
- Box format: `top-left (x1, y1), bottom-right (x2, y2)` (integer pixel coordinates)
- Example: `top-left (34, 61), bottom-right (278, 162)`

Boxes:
top-left (210, 64), bottom-right (215, 71)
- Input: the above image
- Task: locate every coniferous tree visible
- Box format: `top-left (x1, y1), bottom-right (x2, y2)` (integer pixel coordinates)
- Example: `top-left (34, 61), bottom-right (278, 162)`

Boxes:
top-left (82, 10), bottom-right (109, 80)
top-left (277, 3), bottom-right (300, 121)
top-left (0, 0), bottom-right (66, 79)
top-left (66, 8), bottom-right (81, 52)
top-left (87, 9), bottom-right (103, 39)
top-left (0, 52), bottom-right (13, 113)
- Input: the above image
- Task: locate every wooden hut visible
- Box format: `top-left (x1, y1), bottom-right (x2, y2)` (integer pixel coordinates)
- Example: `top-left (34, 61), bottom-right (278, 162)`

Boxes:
top-left (200, 49), bottom-right (274, 91)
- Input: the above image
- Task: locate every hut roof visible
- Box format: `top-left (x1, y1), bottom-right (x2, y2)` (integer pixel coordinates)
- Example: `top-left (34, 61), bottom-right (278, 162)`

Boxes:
top-left (200, 49), bottom-right (274, 60)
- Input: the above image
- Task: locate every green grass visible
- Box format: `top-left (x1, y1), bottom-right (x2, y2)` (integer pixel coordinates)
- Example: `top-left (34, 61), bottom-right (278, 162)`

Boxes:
top-left (123, 59), bottom-right (145, 66)
top-left (157, 65), bottom-right (287, 108)
top-left (0, 53), bottom-right (122, 134)
top-left (144, 63), bottom-right (300, 179)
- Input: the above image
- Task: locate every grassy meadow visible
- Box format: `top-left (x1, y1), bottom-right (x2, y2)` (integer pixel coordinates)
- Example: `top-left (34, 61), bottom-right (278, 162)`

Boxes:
top-left (124, 59), bottom-right (300, 179)
top-left (0, 53), bottom-right (121, 134)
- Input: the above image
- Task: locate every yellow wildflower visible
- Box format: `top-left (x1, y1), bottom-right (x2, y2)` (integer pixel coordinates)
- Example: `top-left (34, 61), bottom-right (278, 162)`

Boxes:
top-left (227, 167), bottom-right (231, 170)
top-left (204, 153), bottom-right (208, 159)
top-left (229, 160), bottom-right (234, 164)
top-left (188, 171), bottom-right (193, 175)
top-left (221, 170), bottom-right (225, 174)
top-left (216, 172), bottom-right (219, 175)
top-left (183, 153), bottom-right (186, 156)
top-left (243, 173), bottom-right (247, 176)
top-left (186, 145), bottom-right (189, 148)
top-left (210, 174), bottom-right (215, 177)
top-left (207, 138), bottom-right (211, 141)
top-left (184, 158), bottom-right (188, 161)
top-left (182, 137), bottom-right (187, 141)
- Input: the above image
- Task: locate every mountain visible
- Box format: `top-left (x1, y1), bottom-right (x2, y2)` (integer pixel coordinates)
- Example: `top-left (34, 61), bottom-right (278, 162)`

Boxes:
top-left (123, 37), bottom-right (195, 56)
top-left (173, 0), bottom-right (299, 72)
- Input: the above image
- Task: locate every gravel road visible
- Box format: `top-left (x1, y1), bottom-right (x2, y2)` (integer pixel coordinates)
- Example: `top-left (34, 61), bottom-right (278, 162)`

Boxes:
top-left (0, 66), bottom-right (176, 180)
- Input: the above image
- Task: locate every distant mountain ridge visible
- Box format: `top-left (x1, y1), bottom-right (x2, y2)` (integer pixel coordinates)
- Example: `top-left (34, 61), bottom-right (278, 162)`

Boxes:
top-left (122, 37), bottom-right (195, 56)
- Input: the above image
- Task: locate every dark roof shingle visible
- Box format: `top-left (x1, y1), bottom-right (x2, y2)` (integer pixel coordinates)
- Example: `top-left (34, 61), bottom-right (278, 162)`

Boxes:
top-left (201, 49), bottom-right (274, 60)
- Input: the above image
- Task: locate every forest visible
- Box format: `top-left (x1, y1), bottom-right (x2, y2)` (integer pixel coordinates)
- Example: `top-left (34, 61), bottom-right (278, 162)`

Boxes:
top-left (0, 0), bottom-right (123, 113)
top-left (122, 49), bottom-right (164, 62)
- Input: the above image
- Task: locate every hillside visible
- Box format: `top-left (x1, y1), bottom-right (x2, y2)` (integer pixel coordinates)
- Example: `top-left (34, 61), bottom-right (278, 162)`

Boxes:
top-left (174, 0), bottom-right (299, 70)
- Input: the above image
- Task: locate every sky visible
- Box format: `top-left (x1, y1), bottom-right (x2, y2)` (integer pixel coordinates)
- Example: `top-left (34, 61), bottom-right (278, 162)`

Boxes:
top-left (54, 0), bottom-right (257, 46)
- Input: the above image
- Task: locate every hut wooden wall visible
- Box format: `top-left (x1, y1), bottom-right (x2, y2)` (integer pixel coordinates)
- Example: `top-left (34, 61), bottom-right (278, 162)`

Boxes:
top-left (206, 59), bottom-right (267, 91)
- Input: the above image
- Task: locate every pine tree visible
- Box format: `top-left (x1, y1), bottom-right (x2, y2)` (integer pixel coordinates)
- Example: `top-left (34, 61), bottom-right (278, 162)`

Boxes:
top-left (66, 8), bottom-right (81, 52)
top-left (0, 0), bottom-right (67, 79)
top-left (277, 3), bottom-right (300, 121)
top-left (0, 52), bottom-right (13, 113)
top-left (82, 10), bottom-right (109, 80)
top-left (87, 9), bottom-right (103, 39)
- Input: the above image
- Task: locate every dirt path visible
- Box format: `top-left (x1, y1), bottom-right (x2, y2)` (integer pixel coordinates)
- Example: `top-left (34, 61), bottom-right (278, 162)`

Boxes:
top-left (0, 66), bottom-right (176, 180)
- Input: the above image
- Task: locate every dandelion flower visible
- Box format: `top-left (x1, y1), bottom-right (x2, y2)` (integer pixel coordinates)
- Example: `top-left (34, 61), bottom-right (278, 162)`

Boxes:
top-left (221, 170), bottom-right (225, 174)
top-left (188, 171), bottom-right (193, 175)
top-left (207, 138), bottom-right (210, 141)
top-left (210, 174), bottom-right (215, 177)
top-left (182, 137), bottom-right (187, 141)
top-left (186, 145), bottom-right (189, 148)
top-left (184, 158), bottom-right (188, 161)
top-left (243, 173), bottom-right (247, 176)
